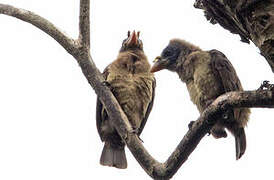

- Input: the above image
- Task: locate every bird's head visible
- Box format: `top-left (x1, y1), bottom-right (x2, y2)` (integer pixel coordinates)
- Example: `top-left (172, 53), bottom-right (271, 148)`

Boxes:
top-left (150, 39), bottom-right (200, 73)
top-left (120, 30), bottom-right (143, 52)
top-left (115, 31), bottom-right (150, 74)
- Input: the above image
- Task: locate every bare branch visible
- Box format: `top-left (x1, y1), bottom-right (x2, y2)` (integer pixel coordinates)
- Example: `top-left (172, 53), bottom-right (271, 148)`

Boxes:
top-left (92, 81), bottom-right (274, 179)
top-left (79, 0), bottom-right (90, 48)
top-left (109, 89), bottom-right (274, 179)
top-left (0, 4), bottom-right (78, 55)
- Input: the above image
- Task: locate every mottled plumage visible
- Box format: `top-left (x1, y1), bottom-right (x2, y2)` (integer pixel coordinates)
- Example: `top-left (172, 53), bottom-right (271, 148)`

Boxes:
top-left (151, 39), bottom-right (250, 160)
top-left (96, 31), bottom-right (155, 169)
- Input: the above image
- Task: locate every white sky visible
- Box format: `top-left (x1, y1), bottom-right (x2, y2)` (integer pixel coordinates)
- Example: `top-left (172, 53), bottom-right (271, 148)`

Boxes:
top-left (0, 0), bottom-right (273, 180)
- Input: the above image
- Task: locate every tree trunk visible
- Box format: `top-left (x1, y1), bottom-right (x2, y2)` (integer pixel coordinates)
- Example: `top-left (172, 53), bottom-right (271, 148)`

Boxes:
top-left (195, 0), bottom-right (274, 72)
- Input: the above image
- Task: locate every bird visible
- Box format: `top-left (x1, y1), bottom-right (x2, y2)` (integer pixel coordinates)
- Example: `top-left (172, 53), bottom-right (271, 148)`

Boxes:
top-left (96, 31), bottom-right (156, 169)
top-left (150, 38), bottom-right (250, 160)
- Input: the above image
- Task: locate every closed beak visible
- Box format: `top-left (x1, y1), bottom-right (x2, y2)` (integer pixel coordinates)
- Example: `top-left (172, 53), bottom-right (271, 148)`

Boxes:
top-left (150, 56), bottom-right (167, 73)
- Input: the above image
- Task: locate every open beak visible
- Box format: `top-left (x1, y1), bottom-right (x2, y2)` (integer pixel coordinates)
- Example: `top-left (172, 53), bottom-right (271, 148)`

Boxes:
top-left (150, 56), bottom-right (168, 73)
top-left (126, 30), bottom-right (138, 46)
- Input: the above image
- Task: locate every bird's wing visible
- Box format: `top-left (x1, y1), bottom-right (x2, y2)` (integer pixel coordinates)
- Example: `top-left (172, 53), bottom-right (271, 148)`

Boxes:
top-left (96, 66), bottom-right (110, 141)
top-left (209, 50), bottom-right (249, 160)
top-left (210, 49), bottom-right (243, 92)
top-left (138, 77), bottom-right (156, 136)
top-left (209, 49), bottom-right (243, 120)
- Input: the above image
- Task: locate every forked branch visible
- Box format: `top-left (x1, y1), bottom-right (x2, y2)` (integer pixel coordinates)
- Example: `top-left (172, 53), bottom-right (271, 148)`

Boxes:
top-left (1, 2), bottom-right (274, 180)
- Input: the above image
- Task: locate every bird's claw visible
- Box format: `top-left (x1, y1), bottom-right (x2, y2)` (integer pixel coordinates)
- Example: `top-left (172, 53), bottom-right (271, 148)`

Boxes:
top-left (102, 81), bottom-right (111, 87)
top-left (205, 100), bottom-right (214, 108)
top-left (130, 127), bottom-right (139, 134)
top-left (130, 127), bottom-right (144, 143)
top-left (222, 113), bottom-right (229, 120)
top-left (137, 136), bottom-right (144, 143)
top-left (258, 80), bottom-right (274, 91)
top-left (102, 81), bottom-right (114, 91)
top-left (222, 109), bottom-right (234, 123)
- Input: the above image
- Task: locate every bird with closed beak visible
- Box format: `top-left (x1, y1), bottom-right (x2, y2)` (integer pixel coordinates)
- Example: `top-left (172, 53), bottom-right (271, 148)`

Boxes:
top-left (96, 31), bottom-right (156, 169)
top-left (151, 39), bottom-right (250, 160)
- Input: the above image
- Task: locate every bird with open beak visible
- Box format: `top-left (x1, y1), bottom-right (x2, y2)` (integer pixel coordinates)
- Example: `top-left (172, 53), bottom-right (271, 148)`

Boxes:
top-left (151, 39), bottom-right (250, 160)
top-left (96, 31), bottom-right (156, 169)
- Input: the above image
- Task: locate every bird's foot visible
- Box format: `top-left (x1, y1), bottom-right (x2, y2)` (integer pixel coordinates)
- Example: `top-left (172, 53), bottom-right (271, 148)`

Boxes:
top-left (221, 109), bottom-right (234, 123)
top-left (189, 121), bottom-right (209, 136)
top-left (211, 129), bottom-right (227, 139)
top-left (137, 136), bottom-right (144, 143)
top-left (130, 127), bottom-right (139, 134)
top-left (102, 81), bottom-right (114, 91)
top-left (102, 81), bottom-right (111, 87)
top-left (222, 111), bottom-right (231, 121)
top-left (258, 80), bottom-right (274, 91)
top-left (130, 127), bottom-right (144, 143)
top-left (205, 100), bottom-right (214, 108)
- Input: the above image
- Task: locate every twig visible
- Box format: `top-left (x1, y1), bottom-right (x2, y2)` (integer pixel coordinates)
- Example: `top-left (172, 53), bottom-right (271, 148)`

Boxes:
top-left (79, 0), bottom-right (90, 48)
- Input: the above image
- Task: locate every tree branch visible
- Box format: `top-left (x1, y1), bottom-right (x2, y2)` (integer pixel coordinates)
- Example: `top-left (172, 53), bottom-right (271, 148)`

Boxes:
top-left (194, 0), bottom-right (274, 72)
top-left (79, 0), bottom-right (90, 48)
top-left (0, 2), bottom-right (134, 173)
top-left (116, 89), bottom-right (274, 179)
top-left (1, 2), bottom-right (274, 180)
top-left (0, 4), bottom-right (78, 55)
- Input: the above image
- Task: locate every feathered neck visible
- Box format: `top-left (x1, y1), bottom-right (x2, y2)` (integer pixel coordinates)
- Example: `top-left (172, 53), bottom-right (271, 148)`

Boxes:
top-left (114, 50), bottom-right (151, 74)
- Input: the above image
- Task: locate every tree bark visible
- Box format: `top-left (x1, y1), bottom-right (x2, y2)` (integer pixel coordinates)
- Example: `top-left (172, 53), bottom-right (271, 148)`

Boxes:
top-left (194, 0), bottom-right (274, 72)
top-left (0, 2), bottom-right (274, 180)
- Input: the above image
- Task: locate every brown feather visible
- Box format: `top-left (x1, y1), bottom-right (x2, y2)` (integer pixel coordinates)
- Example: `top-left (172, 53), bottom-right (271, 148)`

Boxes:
top-left (164, 39), bottom-right (250, 160)
top-left (96, 49), bottom-right (155, 169)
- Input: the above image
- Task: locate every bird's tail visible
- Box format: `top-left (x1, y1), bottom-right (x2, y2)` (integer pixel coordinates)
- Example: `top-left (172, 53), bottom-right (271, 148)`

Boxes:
top-left (234, 127), bottom-right (246, 160)
top-left (100, 141), bottom-right (127, 169)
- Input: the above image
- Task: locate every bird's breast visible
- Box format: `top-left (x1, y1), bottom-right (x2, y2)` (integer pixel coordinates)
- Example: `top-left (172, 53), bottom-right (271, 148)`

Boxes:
top-left (107, 72), bottom-right (154, 127)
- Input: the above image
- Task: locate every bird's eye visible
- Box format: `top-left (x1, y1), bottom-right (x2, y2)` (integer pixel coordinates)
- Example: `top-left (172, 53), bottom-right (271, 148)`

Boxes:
top-left (164, 49), bottom-right (172, 57)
